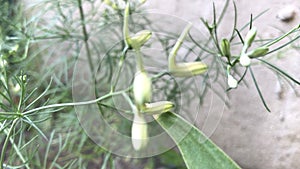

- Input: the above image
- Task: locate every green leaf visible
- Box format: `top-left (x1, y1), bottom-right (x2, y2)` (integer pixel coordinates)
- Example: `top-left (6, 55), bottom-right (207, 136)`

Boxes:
top-left (155, 112), bottom-right (241, 169)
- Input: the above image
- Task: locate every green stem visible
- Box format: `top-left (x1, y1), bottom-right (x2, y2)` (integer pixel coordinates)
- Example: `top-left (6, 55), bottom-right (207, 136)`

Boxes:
top-left (22, 87), bottom-right (131, 116)
top-left (169, 23), bottom-right (192, 69)
top-left (0, 119), bottom-right (18, 169)
top-left (110, 46), bottom-right (129, 92)
top-left (0, 121), bottom-right (30, 169)
top-left (77, 0), bottom-right (95, 75)
top-left (135, 50), bottom-right (145, 72)
top-left (265, 25), bottom-right (300, 47)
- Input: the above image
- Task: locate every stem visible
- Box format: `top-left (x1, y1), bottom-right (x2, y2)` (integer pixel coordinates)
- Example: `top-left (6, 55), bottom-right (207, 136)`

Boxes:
top-left (1, 122), bottom-right (30, 169)
top-left (111, 46), bottom-right (129, 92)
top-left (0, 119), bottom-right (18, 169)
top-left (123, 3), bottom-right (130, 46)
top-left (169, 23), bottom-right (192, 69)
top-left (22, 88), bottom-right (131, 116)
top-left (77, 0), bottom-right (95, 75)
top-left (135, 50), bottom-right (145, 72)
top-left (265, 25), bottom-right (300, 47)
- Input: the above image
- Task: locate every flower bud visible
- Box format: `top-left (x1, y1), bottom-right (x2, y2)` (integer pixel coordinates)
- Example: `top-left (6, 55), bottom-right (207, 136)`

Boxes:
top-left (129, 30), bottom-right (152, 50)
top-left (248, 46), bottom-right (269, 58)
top-left (244, 27), bottom-right (257, 48)
top-left (227, 74), bottom-right (238, 88)
top-left (131, 113), bottom-right (148, 151)
top-left (133, 71), bottom-right (152, 107)
top-left (239, 53), bottom-right (251, 67)
top-left (220, 38), bottom-right (231, 57)
top-left (169, 62), bottom-right (208, 77)
top-left (123, 3), bottom-right (152, 50)
top-left (141, 101), bottom-right (174, 115)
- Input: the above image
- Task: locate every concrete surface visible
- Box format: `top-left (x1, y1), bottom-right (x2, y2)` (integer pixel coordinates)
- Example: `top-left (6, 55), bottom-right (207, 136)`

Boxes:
top-left (144, 0), bottom-right (300, 168)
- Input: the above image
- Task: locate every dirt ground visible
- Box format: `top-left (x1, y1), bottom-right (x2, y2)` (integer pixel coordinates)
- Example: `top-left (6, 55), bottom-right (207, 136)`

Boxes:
top-left (144, 0), bottom-right (300, 168)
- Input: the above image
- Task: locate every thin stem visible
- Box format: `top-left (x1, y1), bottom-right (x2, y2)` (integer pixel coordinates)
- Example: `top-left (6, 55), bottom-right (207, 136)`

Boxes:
top-left (169, 23), bottom-right (192, 68)
top-left (249, 67), bottom-right (271, 112)
top-left (22, 88), bottom-right (131, 116)
top-left (264, 24), bottom-right (300, 47)
top-left (77, 0), bottom-right (95, 75)
top-left (135, 50), bottom-right (145, 72)
top-left (111, 46), bottom-right (129, 92)
top-left (0, 119), bottom-right (18, 169)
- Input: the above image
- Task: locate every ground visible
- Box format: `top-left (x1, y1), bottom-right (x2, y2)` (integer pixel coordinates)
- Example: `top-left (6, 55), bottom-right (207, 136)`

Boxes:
top-left (144, 1), bottom-right (300, 168)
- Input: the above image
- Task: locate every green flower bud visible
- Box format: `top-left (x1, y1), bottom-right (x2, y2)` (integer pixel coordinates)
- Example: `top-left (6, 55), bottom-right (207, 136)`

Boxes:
top-left (227, 74), bottom-right (238, 88)
top-left (220, 38), bottom-right (231, 57)
top-left (169, 62), bottom-right (208, 77)
top-left (248, 46), bottom-right (269, 58)
top-left (131, 113), bottom-right (148, 151)
top-left (244, 27), bottom-right (257, 49)
top-left (129, 30), bottom-right (152, 50)
top-left (133, 71), bottom-right (152, 107)
top-left (123, 3), bottom-right (152, 50)
top-left (239, 53), bottom-right (251, 67)
top-left (141, 101), bottom-right (174, 115)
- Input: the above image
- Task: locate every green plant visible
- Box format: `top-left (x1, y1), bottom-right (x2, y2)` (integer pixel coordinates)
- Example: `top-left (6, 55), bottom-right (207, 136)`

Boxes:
top-left (0, 0), bottom-right (300, 168)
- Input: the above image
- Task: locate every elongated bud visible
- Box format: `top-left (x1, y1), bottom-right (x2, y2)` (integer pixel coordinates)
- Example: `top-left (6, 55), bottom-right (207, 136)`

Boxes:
top-left (239, 53), bottom-right (251, 67)
top-left (220, 38), bottom-right (231, 57)
top-left (123, 3), bottom-right (130, 46)
top-left (130, 30), bottom-right (152, 50)
top-left (248, 46), bottom-right (269, 58)
top-left (244, 27), bottom-right (257, 49)
top-left (227, 74), bottom-right (238, 88)
top-left (141, 101), bottom-right (174, 115)
top-left (123, 3), bottom-right (152, 50)
top-left (133, 71), bottom-right (152, 107)
top-left (131, 113), bottom-right (148, 151)
top-left (169, 62), bottom-right (208, 77)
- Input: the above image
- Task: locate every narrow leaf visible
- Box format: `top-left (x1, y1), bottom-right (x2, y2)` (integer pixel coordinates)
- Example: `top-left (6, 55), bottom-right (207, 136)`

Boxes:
top-left (249, 67), bottom-right (271, 112)
top-left (155, 112), bottom-right (241, 169)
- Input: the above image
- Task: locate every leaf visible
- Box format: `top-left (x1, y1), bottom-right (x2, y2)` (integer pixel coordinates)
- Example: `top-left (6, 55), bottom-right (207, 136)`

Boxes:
top-left (155, 112), bottom-right (241, 169)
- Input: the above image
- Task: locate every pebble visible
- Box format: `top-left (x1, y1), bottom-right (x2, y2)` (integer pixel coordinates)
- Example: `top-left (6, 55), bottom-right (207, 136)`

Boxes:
top-left (277, 5), bottom-right (297, 22)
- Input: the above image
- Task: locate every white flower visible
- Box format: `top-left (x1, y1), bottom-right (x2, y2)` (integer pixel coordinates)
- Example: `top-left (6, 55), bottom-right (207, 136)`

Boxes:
top-left (239, 53), bottom-right (251, 67)
top-left (227, 74), bottom-right (238, 88)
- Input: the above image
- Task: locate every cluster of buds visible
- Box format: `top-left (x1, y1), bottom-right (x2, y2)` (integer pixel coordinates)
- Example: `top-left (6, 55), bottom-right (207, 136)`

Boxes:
top-left (219, 27), bottom-right (269, 89)
top-left (123, 4), bottom-right (209, 149)
top-left (124, 3), bottom-right (175, 151)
